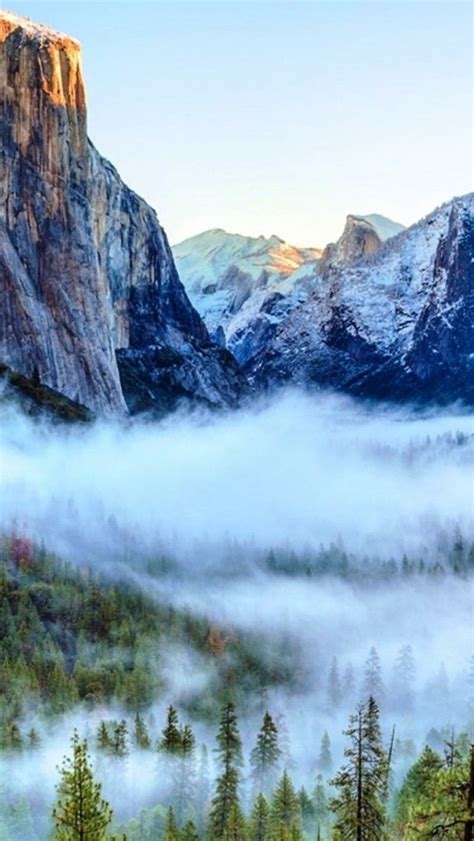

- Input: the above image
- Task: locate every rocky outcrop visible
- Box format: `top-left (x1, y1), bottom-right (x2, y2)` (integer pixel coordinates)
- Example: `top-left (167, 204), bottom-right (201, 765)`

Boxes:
top-left (319, 215), bottom-right (383, 272)
top-left (0, 362), bottom-right (94, 423)
top-left (0, 12), bottom-right (245, 415)
top-left (246, 195), bottom-right (474, 403)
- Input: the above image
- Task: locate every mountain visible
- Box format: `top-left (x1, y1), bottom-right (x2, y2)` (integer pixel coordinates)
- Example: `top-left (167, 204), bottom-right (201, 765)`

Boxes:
top-left (173, 228), bottom-right (322, 343)
top-left (0, 12), bottom-right (245, 416)
top-left (246, 195), bottom-right (474, 402)
top-left (319, 213), bottom-right (405, 272)
top-left (173, 214), bottom-right (405, 368)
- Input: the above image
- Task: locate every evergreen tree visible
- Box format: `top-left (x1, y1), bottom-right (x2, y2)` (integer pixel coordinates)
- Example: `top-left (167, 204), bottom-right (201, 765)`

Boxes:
top-left (330, 697), bottom-right (388, 841)
top-left (111, 720), bottom-right (129, 759)
top-left (195, 744), bottom-right (211, 834)
top-left (208, 702), bottom-right (243, 841)
top-left (249, 794), bottom-right (270, 841)
top-left (312, 775), bottom-right (329, 835)
top-left (342, 664), bottom-right (356, 705)
top-left (133, 713), bottom-right (151, 750)
top-left (362, 648), bottom-right (384, 707)
top-left (163, 807), bottom-right (180, 841)
top-left (392, 645), bottom-right (416, 712)
top-left (298, 787), bottom-right (315, 835)
top-left (175, 724), bottom-right (197, 824)
top-left (250, 713), bottom-right (281, 797)
top-left (181, 821), bottom-right (199, 841)
top-left (317, 732), bottom-right (332, 775)
top-left (395, 746), bottom-right (444, 827)
top-left (398, 745), bottom-right (473, 839)
top-left (97, 721), bottom-right (111, 753)
top-left (226, 802), bottom-right (247, 841)
top-left (160, 706), bottom-right (182, 754)
top-left (27, 727), bottom-right (41, 749)
top-left (327, 658), bottom-right (342, 709)
top-left (275, 715), bottom-right (294, 772)
top-left (270, 772), bottom-right (301, 841)
top-left (444, 729), bottom-right (463, 769)
top-left (52, 730), bottom-right (113, 841)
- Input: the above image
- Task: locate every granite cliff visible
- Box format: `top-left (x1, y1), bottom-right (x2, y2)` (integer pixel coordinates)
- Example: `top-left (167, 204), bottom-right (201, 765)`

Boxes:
top-left (0, 12), bottom-right (244, 415)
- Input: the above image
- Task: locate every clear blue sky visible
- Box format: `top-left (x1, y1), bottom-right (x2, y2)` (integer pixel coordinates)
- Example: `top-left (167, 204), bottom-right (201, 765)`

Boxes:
top-left (6, 0), bottom-right (473, 246)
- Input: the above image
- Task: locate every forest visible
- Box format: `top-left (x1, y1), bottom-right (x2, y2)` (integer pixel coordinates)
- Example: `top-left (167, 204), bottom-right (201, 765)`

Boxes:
top-left (0, 533), bottom-right (472, 840)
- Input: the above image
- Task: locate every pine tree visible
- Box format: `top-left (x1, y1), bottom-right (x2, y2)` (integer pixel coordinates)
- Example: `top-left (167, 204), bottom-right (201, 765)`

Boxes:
top-left (227, 802), bottom-right (247, 841)
top-left (249, 793), bottom-right (270, 841)
top-left (27, 727), bottom-right (41, 749)
top-left (317, 732), bottom-right (332, 775)
top-left (270, 772), bottom-right (301, 841)
top-left (444, 729), bottom-right (463, 769)
top-left (342, 664), bottom-right (356, 704)
top-left (208, 702), bottom-right (243, 841)
top-left (312, 775), bottom-right (329, 836)
top-left (275, 715), bottom-right (294, 772)
top-left (395, 746), bottom-right (443, 827)
top-left (175, 724), bottom-right (197, 824)
top-left (163, 807), bottom-right (180, 841)
top-left (362, 648), bottom-right (384, 707)
top-left (392, 645), bottom-right (416, 712)
top-left (110, 720), bottom-right (129, 758)
top-left (160, 706), bottom-right (182, 754)
top-left (250, 713), bottom-right (281, 797)
top-left (181, 820), bottom-right (199, 841)
top-left (330, 697), bottom-right (388, 840)
top-left (195, 744), bottom-right (211, 834)
top-left (298, 786), bottom-right (315, 835)
top-left (97, 721), bottom-right (111, 753)
top-left (133, 712), bottom-right (151, 749)
top-left (327, 658), bottom-right (342, 709)
top-left (52, 730), bottom-right (113, 841)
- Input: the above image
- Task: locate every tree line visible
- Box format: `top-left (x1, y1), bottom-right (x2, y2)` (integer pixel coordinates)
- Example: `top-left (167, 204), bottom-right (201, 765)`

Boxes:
top-left (43, 699), bottom-right (474, 841)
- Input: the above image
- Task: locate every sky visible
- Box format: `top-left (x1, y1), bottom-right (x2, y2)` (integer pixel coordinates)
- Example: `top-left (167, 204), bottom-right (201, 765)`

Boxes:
top-left (6, 0), bottom-right (473, 246)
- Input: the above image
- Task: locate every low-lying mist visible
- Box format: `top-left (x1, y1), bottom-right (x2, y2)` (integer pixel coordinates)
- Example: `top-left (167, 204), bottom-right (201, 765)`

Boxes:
top-left (1, 389), bottom-right (473, 564)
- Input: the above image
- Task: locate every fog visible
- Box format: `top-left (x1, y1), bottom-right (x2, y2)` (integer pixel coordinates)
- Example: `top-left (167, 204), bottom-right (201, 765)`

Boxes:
top-left (1, 390), bottom-right (473, 563)
top-left (0, 389), bottom-right (473, 838)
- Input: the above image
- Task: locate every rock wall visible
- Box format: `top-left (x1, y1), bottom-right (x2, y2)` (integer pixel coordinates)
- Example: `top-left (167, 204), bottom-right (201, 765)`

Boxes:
top-left (0, 12), bottom-right (244, 415)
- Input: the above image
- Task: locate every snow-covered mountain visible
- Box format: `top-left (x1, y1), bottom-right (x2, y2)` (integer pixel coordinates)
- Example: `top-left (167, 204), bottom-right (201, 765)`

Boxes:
top-left (173, 214), bottom-right (403, 350)
top-left (174, 198), bottom-right (474, 404)
top-left (172, 229), bottom-right (322, 343)
top-left (245, 194), bottom-right (474, 403)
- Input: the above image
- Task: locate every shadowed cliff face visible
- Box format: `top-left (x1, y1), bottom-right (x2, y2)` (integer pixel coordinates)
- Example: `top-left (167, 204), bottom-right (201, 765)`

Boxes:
top-left (0, 12), bottom-right (245, 415)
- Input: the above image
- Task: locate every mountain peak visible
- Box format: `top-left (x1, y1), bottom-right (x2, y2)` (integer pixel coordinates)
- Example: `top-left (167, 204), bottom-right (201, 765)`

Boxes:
top-left (349, 213), bottom-right (405, 242)
top-left (0, 10), bottom-right (84, 110)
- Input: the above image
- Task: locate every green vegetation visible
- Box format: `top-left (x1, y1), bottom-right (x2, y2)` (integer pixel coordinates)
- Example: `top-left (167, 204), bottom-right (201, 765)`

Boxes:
top-left (0, 534), bottom-right (473, 840)
top-left (0, 363), bottom-right (94, 423)
top-left (44, 704), bottom-right (474, 841)
top-left (0, 535), bottom-right (299, 743)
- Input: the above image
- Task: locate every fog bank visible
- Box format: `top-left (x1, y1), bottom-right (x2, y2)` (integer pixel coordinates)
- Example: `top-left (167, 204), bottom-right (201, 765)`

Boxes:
top-left (1, 390), bottom-right (473, 564)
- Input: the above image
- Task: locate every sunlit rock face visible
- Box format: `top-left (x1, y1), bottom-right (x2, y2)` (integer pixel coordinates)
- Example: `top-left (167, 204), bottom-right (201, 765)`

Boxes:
top-left (0, 12), bottom-right (245, 415)
top-left (319, 215), bottom-right (389, 272)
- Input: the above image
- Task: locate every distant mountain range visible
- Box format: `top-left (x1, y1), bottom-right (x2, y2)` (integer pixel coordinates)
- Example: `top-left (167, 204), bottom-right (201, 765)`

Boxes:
top-left (173, 214), bottom-right (405, 353)
top-left (175, 199), bottom-right (473, 403)
top-left (1, 11), bottom-right (473, 417)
